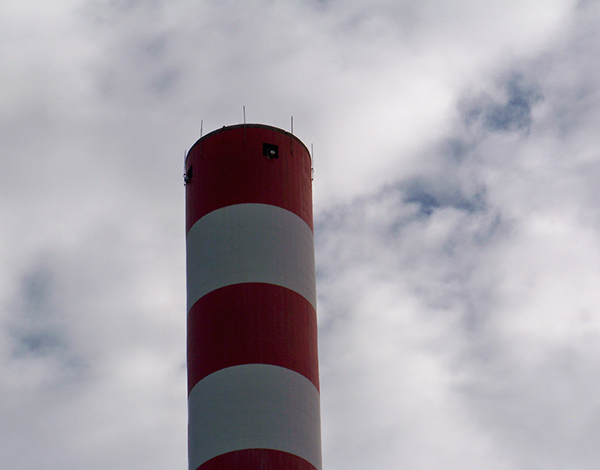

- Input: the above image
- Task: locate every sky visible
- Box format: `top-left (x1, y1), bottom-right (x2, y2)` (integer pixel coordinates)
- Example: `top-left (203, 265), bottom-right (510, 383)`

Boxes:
top-left (2, 0), bottom-right (600, 469)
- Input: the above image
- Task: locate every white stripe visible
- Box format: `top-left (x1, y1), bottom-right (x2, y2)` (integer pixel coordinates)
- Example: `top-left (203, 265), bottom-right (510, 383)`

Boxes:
top-left (188, 364), bottom-right (322, 470)
top-left (186, 204), bottom-right (316, 311)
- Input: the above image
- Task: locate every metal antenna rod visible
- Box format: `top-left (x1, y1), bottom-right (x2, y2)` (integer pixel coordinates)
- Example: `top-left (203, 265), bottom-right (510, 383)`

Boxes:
top-left (311, 143), bottom-right (314, 181)
top-left (183, 150), bottom-right (188, 185)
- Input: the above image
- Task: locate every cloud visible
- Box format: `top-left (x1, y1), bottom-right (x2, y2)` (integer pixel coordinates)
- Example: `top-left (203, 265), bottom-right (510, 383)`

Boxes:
top-left (2, 0), bottom-right (600, 469)
top-left (0, 233), bottom-right (187, 469)
top-left (460, 73), bottom-right (544, 133)
top-left (316, 5), bottom-right (600, 467)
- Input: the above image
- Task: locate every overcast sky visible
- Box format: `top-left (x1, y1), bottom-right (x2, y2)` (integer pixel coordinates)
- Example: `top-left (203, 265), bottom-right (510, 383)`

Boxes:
top-left (2, 0), bottom-right (600, 469)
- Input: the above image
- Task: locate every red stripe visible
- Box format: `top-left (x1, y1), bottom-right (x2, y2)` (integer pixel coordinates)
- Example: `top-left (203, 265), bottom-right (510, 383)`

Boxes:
top-left (187, 283), bottom-right (319, 394)
top-left (197, 448), bottom-right (318, 470)
top-left (185, 125), bottom-right (313, 233)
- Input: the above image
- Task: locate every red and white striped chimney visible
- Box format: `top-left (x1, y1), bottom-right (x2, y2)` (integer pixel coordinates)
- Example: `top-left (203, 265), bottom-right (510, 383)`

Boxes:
top-left (185, 124), bottom-right (321, 470)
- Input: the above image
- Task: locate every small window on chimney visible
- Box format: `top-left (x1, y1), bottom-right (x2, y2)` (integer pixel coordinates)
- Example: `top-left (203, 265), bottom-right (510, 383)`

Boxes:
top-left (263, 143), bottom-right (278, 159)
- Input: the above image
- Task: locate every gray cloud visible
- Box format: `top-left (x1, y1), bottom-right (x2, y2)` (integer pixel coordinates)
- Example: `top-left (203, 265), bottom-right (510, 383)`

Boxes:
top-left (8, 268), bottom-right (65, 357)
top-left (461, 73), bottom-right (543, 133)
top-left (316, 8), bottom-right (600, 468)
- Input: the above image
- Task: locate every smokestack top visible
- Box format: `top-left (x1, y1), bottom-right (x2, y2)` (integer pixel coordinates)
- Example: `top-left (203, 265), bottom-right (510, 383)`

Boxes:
top-left (187, 123), bottom-right (310, 161)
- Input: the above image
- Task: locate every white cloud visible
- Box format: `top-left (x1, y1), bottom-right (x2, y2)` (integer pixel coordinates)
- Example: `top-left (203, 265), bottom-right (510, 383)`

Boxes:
top-left (316, 7), bottom-right (600, 465)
